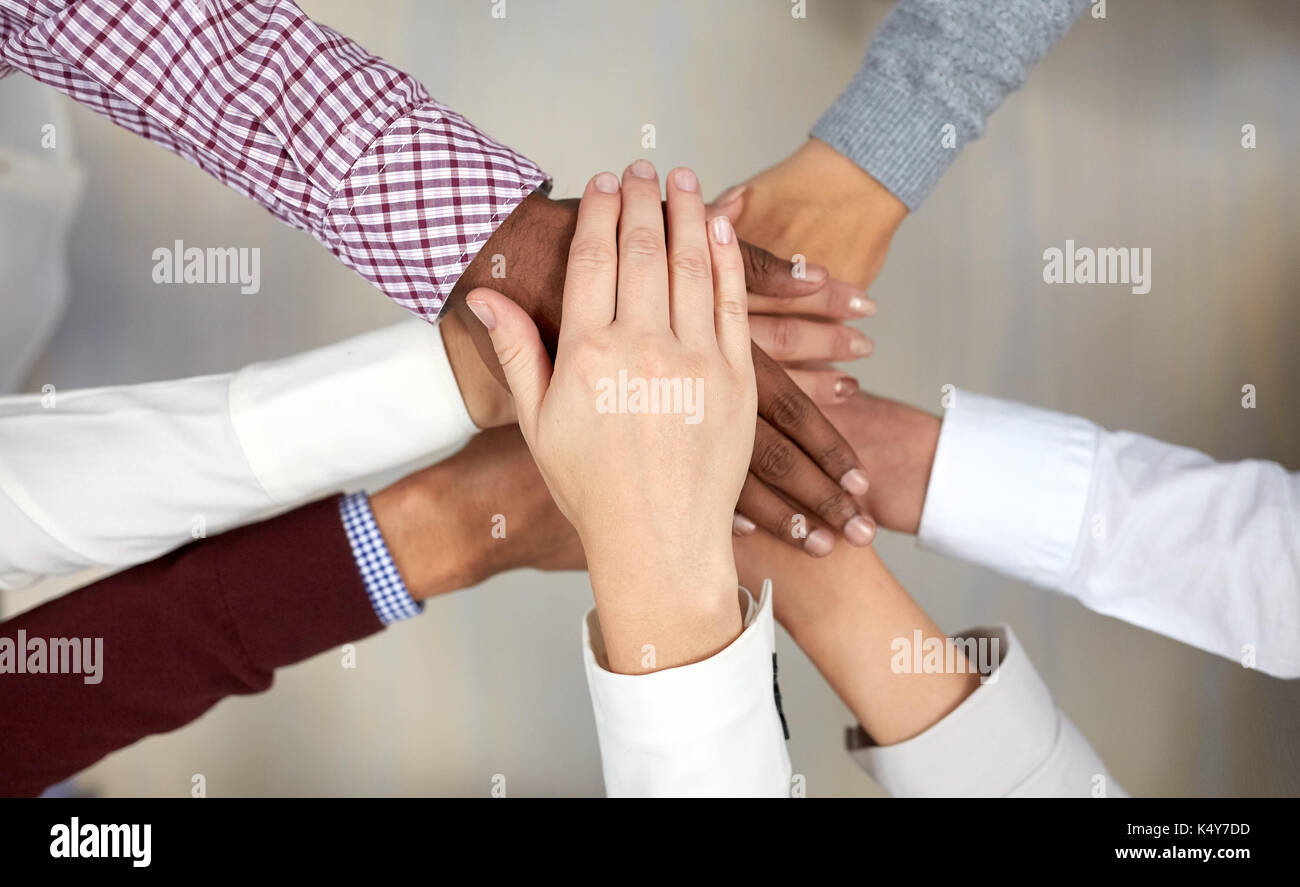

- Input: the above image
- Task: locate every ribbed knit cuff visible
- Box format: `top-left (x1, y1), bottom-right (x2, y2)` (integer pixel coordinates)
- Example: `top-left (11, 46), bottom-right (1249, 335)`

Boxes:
top-left (811, 76), bottom-right (958, 211)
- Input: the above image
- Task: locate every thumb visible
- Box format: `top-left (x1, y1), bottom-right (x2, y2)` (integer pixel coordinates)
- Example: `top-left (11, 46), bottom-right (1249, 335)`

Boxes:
top-left (463, 287), bottom-right (552, 441)
top-left (706, 183), bottom-right (747, 222)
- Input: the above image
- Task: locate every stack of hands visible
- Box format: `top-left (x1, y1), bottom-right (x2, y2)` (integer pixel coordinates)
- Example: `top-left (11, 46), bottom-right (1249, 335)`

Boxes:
top-left (366, 158), bottom-right (990, 797)
top-left (2, 0), bottom-right (1293, 800)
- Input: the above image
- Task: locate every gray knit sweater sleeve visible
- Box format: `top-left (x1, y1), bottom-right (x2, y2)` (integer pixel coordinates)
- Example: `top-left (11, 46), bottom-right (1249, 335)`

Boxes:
top-left (811, 0), bottom-right (1090, 209)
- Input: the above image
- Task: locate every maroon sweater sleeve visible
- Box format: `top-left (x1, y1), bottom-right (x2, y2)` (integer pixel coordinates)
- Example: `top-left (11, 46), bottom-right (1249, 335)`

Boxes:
top-left (0, 495), bottom-right (383, 797)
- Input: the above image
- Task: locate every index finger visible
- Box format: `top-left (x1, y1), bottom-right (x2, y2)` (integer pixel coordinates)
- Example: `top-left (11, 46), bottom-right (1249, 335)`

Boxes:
top-left (747, 277), bottom-right (876, 320)
top-left (753, 343), bottom-right (871, 499)
top-left (740, 240), bottom-right (829, 299)
top-left (560, 172), bottom-right (623, 339)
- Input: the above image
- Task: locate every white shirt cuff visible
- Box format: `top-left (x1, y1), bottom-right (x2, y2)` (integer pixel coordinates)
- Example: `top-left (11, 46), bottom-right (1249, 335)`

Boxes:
top-left (229, 319), bottom-right (477, 504)
top-left (582, 580), bottom-right (792, 797)
top-left (918, 389), bottom-right (1098, 589)
top-left (848, 625), bottom-right (1125, 797)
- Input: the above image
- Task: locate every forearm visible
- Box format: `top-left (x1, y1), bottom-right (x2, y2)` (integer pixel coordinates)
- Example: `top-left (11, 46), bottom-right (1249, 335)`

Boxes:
top-left (587, 545), bottom-right (742, 675)
top-left (370, 426), bottom-right (583, 602)
top-left (734, 534), bottom-right (1124, 796)
top-left (0, 0), bottom-right (547, 319)
top-left (740, 541), bottom-right (977, 745)
top-left (582, 582), bottom-right (792, 797)
top-left (822, 391), bottom-right (940, 534)
top-left (812, 0), bottom-right (1090, 209)
top-left (0, 496), bottom-right (379, 797)
top-left (734, 138), bottom-right (906, 289)
top-left (0, 321), bottom-right (477, 590)
top-left (0, 427), bottom-right (577, 795)
top-left (918, 389), bottom-right (1300, 677)
top-left (369, 449), bottom-right (509, 601)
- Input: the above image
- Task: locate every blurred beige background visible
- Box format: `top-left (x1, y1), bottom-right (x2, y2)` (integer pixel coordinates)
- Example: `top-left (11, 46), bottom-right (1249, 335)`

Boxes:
top-left (2, 0), bottom-right (1297, 796)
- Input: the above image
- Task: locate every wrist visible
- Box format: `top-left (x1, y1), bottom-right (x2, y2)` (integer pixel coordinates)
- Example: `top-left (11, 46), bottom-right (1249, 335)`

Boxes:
top-left (582, 521), bottom-right (736, 590)
top-left (453, 190), bottom-right (575, 349)
top-left (439, 309), bottom-right (514, 428)
top-left (824, 392), bottom-right (940, 535)
top-left (788, 138), bottom-right (907, 229)
top-left (585, 530), bottom-right (740, 673)
top-left (369, 465), bottom-right (496, 601)
top-left (738, 138), bottom-right (906, 288)
top-left (590, 557), bottom-right (743, 675)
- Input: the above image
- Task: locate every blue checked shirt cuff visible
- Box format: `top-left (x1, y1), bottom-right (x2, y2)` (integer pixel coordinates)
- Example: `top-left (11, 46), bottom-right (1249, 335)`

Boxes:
top-left (338, 492), bottom-right (422, 625)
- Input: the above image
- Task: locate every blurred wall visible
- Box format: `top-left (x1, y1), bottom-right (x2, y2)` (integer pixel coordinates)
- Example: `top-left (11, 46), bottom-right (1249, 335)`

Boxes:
top-left (3, 0), bottom-right (1297, 796)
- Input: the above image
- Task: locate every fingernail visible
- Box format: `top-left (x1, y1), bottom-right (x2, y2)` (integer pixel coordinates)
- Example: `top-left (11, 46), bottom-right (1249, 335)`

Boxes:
top-left (850, 335), bottom-right (873, 357)
top-left (803, 262), bottom-right (829, 283)
top-left (840, 468), bottom-right (869, 495)
top-left (466, 299), bottom-right (496, 331)
top-left (711, 215), bottom-right (734, 245)
top-left (593, 171), bottom-right (619, 193)
top-left (714, 184), bottom-right (747, 206)
top-left (848, 294), bottom-right (876, 316)
top-left (844, 515), bottom-right (876, 547)
top-left (804, 529), bottom-right (835, 557)
top-left (628, 159), bottom-right (656, 179)
top-left (732, 513), bottom-right (757, 536)
top-left (833, 376), bottom-right (859, 399)
top-left (673, 168), bottom-right (698, 192)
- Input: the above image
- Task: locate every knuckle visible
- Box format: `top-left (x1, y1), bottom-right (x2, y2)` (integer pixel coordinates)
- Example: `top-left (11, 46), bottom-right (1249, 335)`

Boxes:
top-left (567, 334), bottom-right (618, 374)
top-left (754, 439), bottom-right (797, 479)
top-left (817, 442), bottom-right (854, 474)
top-left (494, 340), bottom-right (530, 373)
top-left (567, 238), bottom-right (616, 274)
top-left (670, 248), bottom-right (710, 282)
top-left (622, 227), bottom-right (665, 260)
top-left (833, 326), bottom-right (856, 357)
top-left (766, 318), bottom-right (798, 356)
top-left (814, 490), bottom-right (855, 523)
top-left (773, 511), bottom-right (803, 542)
top-left (626, 333), bottom-right (676, 372)
top-left (765, 387), bottom-right (808, 429)
top-left (746, 244), bottom-right (777, 281)
top-left (826, 289), bottom-right (852, 318)
top-left (716, 295), bottom-right (748, 321)
top-left (680, 349), bottom-right (710, 380)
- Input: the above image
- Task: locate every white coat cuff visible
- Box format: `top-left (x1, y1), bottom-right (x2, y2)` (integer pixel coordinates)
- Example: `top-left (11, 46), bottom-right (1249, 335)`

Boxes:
top-left (849, 625), bottom-right (1124, 797)
top-left (918, 389), bottom-right (1098, 588)
top-left (582, 580), bottom-right (791, 797)
top-left (229, 320), bottom-right (477, 504)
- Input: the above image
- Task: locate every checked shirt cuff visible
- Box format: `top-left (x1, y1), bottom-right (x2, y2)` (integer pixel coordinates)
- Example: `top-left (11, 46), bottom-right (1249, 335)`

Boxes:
top-left (339, 492), bottom-right (421, 625)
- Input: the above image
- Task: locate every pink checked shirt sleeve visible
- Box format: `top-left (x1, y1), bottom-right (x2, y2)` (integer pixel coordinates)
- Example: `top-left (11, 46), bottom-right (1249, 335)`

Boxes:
top-left (0, 0), bottom-right (548, 320)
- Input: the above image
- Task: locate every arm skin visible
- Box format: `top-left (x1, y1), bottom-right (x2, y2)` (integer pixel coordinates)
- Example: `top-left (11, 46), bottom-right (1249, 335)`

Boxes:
top-left (820, 393), bottom-right (941, 535)
top-left (371, 426), bottom-right (584, 599)
top-left (0, 427), bottom-right (581, 797)
top-left (713, 138), bottom-right (908, 293)
top-left (734, 521), bottom-right (976, 746)
top-left (439, 307), bottom-right (517, 430)
top-left (448, 189), bottom-right (878, 556)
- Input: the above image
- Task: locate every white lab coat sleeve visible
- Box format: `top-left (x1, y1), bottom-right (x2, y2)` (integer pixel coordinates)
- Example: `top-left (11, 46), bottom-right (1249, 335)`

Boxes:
top-left (582, 580), bottom-right (792, 797)
top-left (918, 390), bottom-right (1300, 678)
top-left (0, 320), bottom-right (477, 589)
top-left (849, 625), bottom-right (1126, 797)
